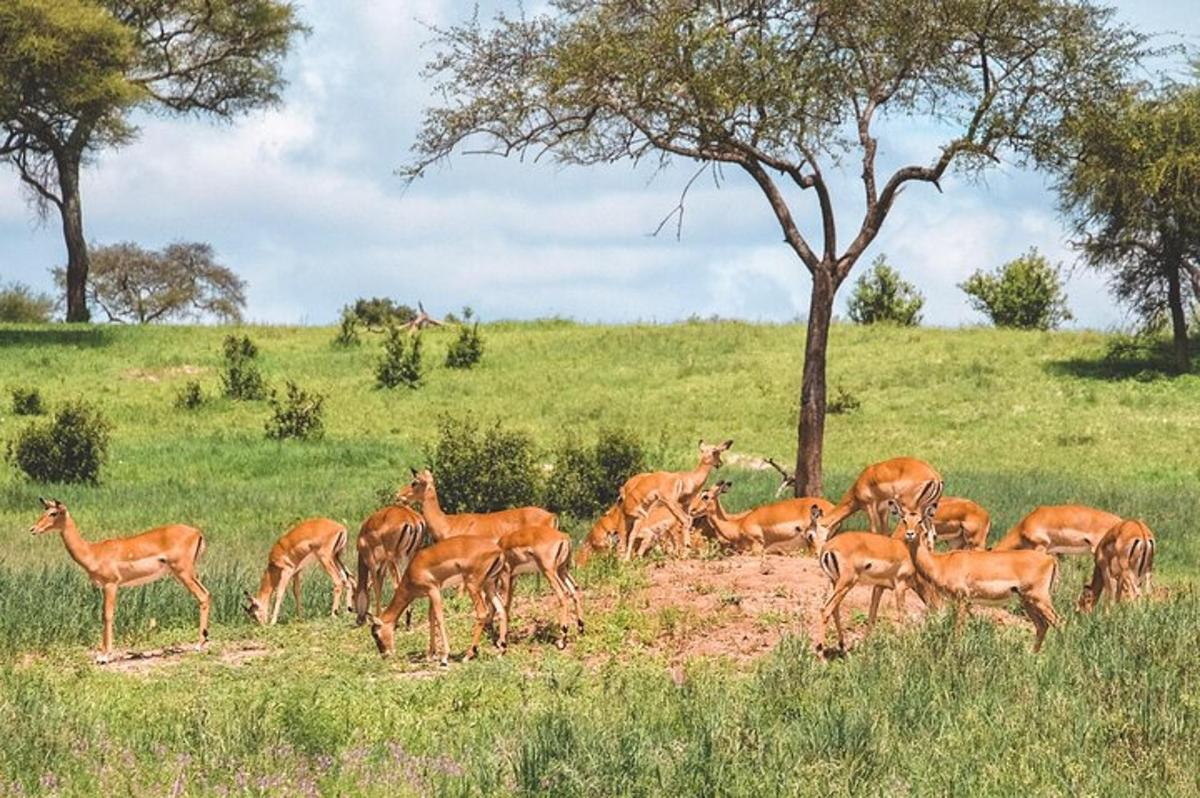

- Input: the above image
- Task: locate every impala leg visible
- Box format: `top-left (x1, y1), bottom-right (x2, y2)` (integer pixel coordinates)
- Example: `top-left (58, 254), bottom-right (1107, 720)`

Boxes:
top-left (99, 583), bottom-right (118, 662)
top-left (866, 502), bottom-right (882, 534)
top-left (502, 568), bottom-right (516, 625)
top-left (820, 580), bottom-right (855, 651)
top-left (893, 581), bottom-right (908, 621)
top-left (543, 565), bottom-right (572, 649)
top-left (866, 586), bottom-right (884, 635)
top-left (291, 571), bottom-right (303, 619)
top-left (1020, 596), bottom-right (1052, 653)
top-left (429, 590), bottom-right (450, 667)
top-left (488, 585), bottom-right (508, 653)
top-left (953, 600), bottom-right (970, 634)
top-left (271, 567), bottom-right (294, 625)
top-left (174, 570), bottom-right (212, 649)
top-left (426, 600), bottom-right (438, 661)
top-left (315, 554), bottom-right (344, 617)
top-left (463, 583), bottom-right (490, 661)
top-left (561, 567), bottom-right (584, 633)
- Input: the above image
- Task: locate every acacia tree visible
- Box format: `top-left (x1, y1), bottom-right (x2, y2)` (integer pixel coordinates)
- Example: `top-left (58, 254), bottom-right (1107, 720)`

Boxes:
top-left (1057, 81), bottom-right (1200, 372)
top-left (401, 0), bottom-right (1144, 495)
top-left (0, 0), bottom-right (305, 322)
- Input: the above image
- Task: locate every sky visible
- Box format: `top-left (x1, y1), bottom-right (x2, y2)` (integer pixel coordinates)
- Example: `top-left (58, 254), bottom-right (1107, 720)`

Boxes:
top-left (1, 1), bottom-right (1197, 327)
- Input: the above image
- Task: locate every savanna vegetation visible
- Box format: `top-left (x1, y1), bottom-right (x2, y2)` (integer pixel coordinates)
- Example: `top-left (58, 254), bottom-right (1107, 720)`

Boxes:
top-left (1, 320), bottom-right (1199, 795)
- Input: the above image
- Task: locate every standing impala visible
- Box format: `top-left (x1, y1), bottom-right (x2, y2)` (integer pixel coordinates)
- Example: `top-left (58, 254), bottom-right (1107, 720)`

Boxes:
top-left (932, 497), bottom-right (991, 550)
top-left (395, 468), bottom-right (557, 540)
top-left (820, 457), bottom-right (943, 534)
top-left (354, 504), bottom-right (425, 626)
top-left (617, 439), bottom-right (733, 549)
top-left (900, 482), bottom-right (1060, 652)
top-left (991, 504), bottom-right (1122, 554)
top-left (497, 525), bottom-right (584, 648)
top-left (30, 498), bottom-right (210, 662)
top-left (1077, 519), bottom-right (1155, 612)
top-left (624, 490), bottom-right (693, 559)
top-left (689, 481), bottom-right (833, 554)
top-left (366, 536), bottom-right (507, 666)
top-left (244, 517), bottom-right (354, 625)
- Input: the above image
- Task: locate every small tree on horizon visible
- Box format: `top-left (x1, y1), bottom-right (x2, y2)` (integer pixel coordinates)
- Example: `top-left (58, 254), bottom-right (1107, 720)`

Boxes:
top-left (960, 249), bottom-right (1073, 331)
top-left (846, 256), bottom-right (924, 326)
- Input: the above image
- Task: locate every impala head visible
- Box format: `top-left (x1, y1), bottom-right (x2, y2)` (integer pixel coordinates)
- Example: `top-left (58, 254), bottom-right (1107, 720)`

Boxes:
top-left (366, 612), bottom-right (396, 657)
top-left (395, 468), bottom-right (434, 505)
top-left (30, 497), bottom-right (68, 536)
top-left (242, 591), bottom-right (269, 625)
top-left (1076, 582), bottom-right (1098, 613)
top-left (802, 504), bottom-right (834, 552)
top-left (687, 481), bottom-right (730, 517)
top-left (698, 439), bottom-right (734, 468)
top-left (896, 480), bottom-right (943, 547)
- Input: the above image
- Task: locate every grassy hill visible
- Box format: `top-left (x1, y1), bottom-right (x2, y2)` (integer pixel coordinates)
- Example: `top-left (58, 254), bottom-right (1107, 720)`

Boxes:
top-left (1, 321), bottom-right (1198, 795)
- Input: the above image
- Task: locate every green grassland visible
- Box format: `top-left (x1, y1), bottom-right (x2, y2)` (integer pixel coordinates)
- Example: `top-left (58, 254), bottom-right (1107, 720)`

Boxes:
top-left (1, 321), bottom-right (1199, 796)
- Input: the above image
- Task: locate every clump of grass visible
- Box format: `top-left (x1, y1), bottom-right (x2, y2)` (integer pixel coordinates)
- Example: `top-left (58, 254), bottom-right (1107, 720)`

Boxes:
top-left (827, 385), bottom-right (861, 414)
top-left (6, 399), bottom-right (112, 483)
top-left (10, 386), bottom-right (46, 416)
top-left (221, 334), bottom-right (267, 400)
top-left (376, 327), bottom-right (424, 389)
top-left (173, 380), bottom-right (206, 410)
top-left (265, 380), bottom-right (325, 441)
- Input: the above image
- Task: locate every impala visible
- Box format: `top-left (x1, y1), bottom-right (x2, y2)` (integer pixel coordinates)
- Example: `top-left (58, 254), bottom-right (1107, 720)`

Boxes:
top-left (624, 491), bottom-right (692, 559)
top-left (932, 497), bottom-right (991, 550)
top-left (396, 468), bottom-right (557, 541)
top-left (366, 536), bottom-right (507, 666)
top-left (900, 482), bottom-right (1060, 652)
top-left (617, 439), bottom-right (733, 543)
top-left (244, 517), bottom-right (354, 625)
top-left (991, 504), bottom-right (1122, 554)
top-left (354, 504), bottom-right (425, 625)
top-left (820, 457), bottom-right (943, 534)
top-left (577, 503), bottom-right (623, 566)
top-left (30, 498), bottom-right (210, 662)
top-left (497, 525), bottom-right (584, 648)
top-left (1077, 519), bottom-right (1155, 612)
top-left (690, 481), bottom-right (833, 554)
top-left (804, 504), bottom-right (936, 652)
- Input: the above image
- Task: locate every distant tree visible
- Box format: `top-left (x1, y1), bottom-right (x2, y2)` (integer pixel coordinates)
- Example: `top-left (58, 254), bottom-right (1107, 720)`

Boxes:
top-left (0, 281), bottom-right (54, 322)
top-left (54, 241), bottom-right (246, 323)
top-left (960, 249), bottom-right (1073, 331)
top-left (846, 256), bottom-right (924, 326)
top-left (346, 297), bottom-right (417, 330)
top-left (401, 0), bottom-right (1144, 495)
top-left (0, 0), bottom-right (306, 322)
top-left (1056, 80), bottom-right (1200, 371)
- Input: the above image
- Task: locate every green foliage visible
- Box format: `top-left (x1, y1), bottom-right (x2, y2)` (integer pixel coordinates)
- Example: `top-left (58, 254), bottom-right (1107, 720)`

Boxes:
top-left (846, 255), bottom-right (924, 326)
top-left (265, 380), bottom-right (325, 441)
top-left (960, 249), bottom-right (1073, 330)
top-left (0, 281), bottom-right (54, 322)
top-left (332, 307), bottom-right (360, 347)
top-left (10, 386), bottom-right (45, 416)
top-left (220, 334), bottom-right (267, 400)
top-left (427, 415), bottom-right (541, 513)
top-left (445, 321), bottom-right (484, 369)
top-left (173, 380), bottom-right (206, 410)
top-left (5, 399), bottom-right (111, 483)
top-left (545, 428), bottom-right (647, 518)
top-left (376, 328), bottom-right (424, 389)
top-left (347, 297), bottom-right (417, 330)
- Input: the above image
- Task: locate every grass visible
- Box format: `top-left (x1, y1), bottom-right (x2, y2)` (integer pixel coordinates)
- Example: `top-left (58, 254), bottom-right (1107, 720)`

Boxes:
top-left (1, 319), bottom-right (1199, 795)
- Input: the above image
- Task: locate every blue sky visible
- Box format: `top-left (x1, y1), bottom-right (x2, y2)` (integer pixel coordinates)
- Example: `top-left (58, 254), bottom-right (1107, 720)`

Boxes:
top-left (1, 0), bottom-right (1197, 326)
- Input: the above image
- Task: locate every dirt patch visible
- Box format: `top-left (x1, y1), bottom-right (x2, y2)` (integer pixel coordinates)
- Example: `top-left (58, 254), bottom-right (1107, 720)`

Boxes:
top-left (98, 642), bottom-right (270, 674)
top-left (121, 365), bottom-right (205, 383)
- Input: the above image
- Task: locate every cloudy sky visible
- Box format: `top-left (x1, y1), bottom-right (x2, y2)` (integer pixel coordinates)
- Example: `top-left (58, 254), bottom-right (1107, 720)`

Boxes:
top-left (2, 1), bottom-right (1197, 327)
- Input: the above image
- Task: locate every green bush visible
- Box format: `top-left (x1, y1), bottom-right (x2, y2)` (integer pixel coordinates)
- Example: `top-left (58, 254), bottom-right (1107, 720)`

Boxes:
top-left (0, 281), bottom-right (54, 323)
top-left (960, 249), bottom-right (1073, 330)
top-left (220, 334), bottom-right (267, 400)
top-left (445, 320), bottom-right (484, 369)
top-left (544, 428), bottom-right (647, 518)
top-left (846, 255), bottom-right (924, 325)
top-left (346, 297), bottom-right (417, 330)
top-left (376, 328), bottom-right (424, 389)
top-left (265, 381), bottom-right (325, 441)
top-left (10, 387), bottom-right (46, 416)
top-left (174, 380), bottom-right (206, 410)
top-left (332, 308), bottom-right (361, 347)
top-left (427, 415), bottom-right (541, 513)
top-left (6, 400), bottom-right (112, 483)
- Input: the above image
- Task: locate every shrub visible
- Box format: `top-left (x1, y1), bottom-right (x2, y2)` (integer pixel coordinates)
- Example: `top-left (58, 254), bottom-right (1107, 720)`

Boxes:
top-left (10, 387), bottom-right (46, 416)
top-left (221, 334), bottom-right (267, 400)
top-left (332, 308), bottom-right (360, 347)
top-left (960, 249), bottom-right (1073, 330)
top-left (0, 281), bottom-right (55, 323)
top-left (6, 400), bottom-right (112, 483)
top-left (846, 255), bottom-right (924, 326)
top-left (544, 428), bottom-right (647, 518)
top-left (346, 297), bottom-right (417, 330)
top-left (174, 381), bottom-right (206, 410)
top-left (827, 385), bottom-right (862, 415)
top-left (265, 381), bottom-right (325, 441)
top-left (376, 328), bottom-right (424, 389)
top-left (427, 416), bottom-right (541, 513)
top-left (445, 321), bottom-right (484, 369)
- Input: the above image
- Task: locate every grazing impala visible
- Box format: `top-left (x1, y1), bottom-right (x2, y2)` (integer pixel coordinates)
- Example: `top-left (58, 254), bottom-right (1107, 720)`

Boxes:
top-left (395, 468), bottom-right (557, 541)
top-left (1077, 519), bottom-right (1155, 612)
top-left (991, 504), bottom-right (1122, 554)
top-left (690, 481), bottom-right (833, 554)
top-left (820, 457), bottom-right (943, 534)
top-left (366, 536), bottom-right (507, 666)
top-left (900, 482), bottom-right (1060, 652)
top-left (30, 498), bottom-right (210, 662)
top-left (804, 504), bottom-right (936, 652)
top-left (354, 504), bottom-right (425, 625)
top-left (617, 439), bottom-right (733, 545)
top-left (497, 525), bottom-right (584, 648)
top-left (244, 518), bottom-right (354, 625)
top-left (932, 497), bottom-right (991, 550)
top-left (577, 504), bottom-right (624, 566)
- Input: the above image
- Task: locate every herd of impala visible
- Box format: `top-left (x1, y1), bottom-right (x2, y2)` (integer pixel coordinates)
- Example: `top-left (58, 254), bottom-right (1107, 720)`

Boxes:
top-left (28, 440), bottom-right (1156, 664)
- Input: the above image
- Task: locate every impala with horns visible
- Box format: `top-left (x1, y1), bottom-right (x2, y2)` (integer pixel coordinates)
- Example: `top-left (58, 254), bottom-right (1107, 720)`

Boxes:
top-left (354, 504), bottom-right (425, 626)
top-left (690, 481), bottom-right (833, 555)
top-left (395, 468), bottom-right (557, 541)
top-left (616, 439), bottom-right (733, 551)
top-left (497, 525), bottom-right (584, 648)
top-left (244, 518), bottom-right (354, 626)
top-left (899, 482), bottom-right (1060, 652)
top-left (803, 503), bottom-right (937, 652)
top-left (366, 536), bottom-right (507, 666)
top-left (819, 457), bottom-right (943, 534)
top-left (1077, 519), bottom-right (1155, 612)
top-left (30, 498), bottom-right (210, 662)
top-left (991, 504), bottom-right (1122, 554)
top-left (932, 497), bottom-right (991, 550)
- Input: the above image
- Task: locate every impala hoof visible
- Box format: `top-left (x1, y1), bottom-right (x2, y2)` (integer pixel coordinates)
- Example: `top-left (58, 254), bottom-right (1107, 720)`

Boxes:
top-left (439, 657), bottom-right (449, 668)
top-left (577, 619), bottom-right (585, 634)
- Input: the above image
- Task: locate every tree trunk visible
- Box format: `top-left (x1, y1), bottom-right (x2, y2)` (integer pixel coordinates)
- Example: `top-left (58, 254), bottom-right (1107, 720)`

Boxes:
top-left (57, 155), bottom-right (90, 323)
top-left (1166, 254), bottom-right (1190, 373)
top-left (795, 266), bottom-right (836, 497)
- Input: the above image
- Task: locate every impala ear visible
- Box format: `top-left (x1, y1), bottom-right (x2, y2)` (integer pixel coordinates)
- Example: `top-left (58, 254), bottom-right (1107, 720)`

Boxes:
top-left (809, 504), bottom-right (823, 521)
top-left (410, 467), bottom-right (418, 476)
top-left (720, 481), bottom-right (732, 492)
top-left (38, 496), bottom-right (49, 508)
top-left (720, 439), bottom-right (733, 450)
top-left (366, 612), bottom-right (381, 628)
